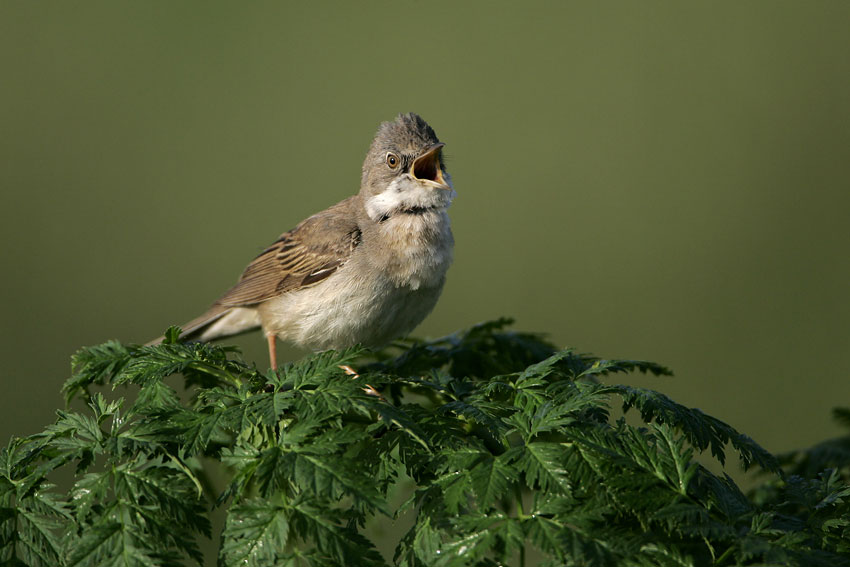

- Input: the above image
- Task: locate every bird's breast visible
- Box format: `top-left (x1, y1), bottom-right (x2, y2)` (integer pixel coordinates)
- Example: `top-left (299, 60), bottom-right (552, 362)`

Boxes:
top-left (372, 210), bottom-right (454, 290)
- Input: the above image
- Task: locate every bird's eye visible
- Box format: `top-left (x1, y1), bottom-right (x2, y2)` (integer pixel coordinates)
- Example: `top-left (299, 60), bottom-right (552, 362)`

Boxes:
top-left (386, 153), bottom-right (400, 169)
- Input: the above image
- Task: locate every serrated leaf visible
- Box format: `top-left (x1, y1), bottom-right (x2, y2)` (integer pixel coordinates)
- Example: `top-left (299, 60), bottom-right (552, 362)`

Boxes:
top-left (613, 385), bottom-right (779, 473)
top-left (524, 515), bottom-right (615, 566)
top-left (512, 442), bottom-right (571, 494)
top-left (366, 401), bottom-right (431, 451)
top-left (468, 453), bottom-right (513, 509)
top-left (515, 349), bottom-right (576, 384)
top-left (179, 408), bottom-right (231, 455)
top-left (290, 498), bottom-right (386, 567)
top-left (11, 320), bottom-right (850, 567)
top-left (412, 516), bottom-right (442, 564)
top-left (220, 499), bottom-right (291, 567)
top-left (294, 453), bottom-right (388, 515)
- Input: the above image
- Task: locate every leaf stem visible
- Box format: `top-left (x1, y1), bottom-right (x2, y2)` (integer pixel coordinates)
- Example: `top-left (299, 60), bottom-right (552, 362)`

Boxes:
top-left (714, 545), bottom-right (735, 566)
top-left (514, 483), bottom-right (525, 517)
top-left (188, 361), bottom-right (242, 387)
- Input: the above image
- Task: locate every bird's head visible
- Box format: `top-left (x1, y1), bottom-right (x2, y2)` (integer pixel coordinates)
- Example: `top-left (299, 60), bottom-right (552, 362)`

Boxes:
top-left (360, 113), bottom-right (454, 222)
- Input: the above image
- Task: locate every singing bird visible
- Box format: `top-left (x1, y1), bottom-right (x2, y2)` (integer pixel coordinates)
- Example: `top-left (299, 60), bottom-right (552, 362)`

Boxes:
top-left (149, 113), bottom-right (455, 368)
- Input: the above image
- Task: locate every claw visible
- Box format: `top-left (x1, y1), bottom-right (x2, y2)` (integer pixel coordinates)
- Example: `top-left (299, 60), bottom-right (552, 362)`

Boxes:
top-left (339, 365), bottom-right (384, 400)
top-left (339, 364), bottom-right (359, 378)
top-left (362, 383), bottom-right (385, 400)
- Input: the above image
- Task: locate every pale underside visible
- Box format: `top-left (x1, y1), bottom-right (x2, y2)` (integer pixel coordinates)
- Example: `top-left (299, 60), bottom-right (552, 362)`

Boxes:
top-left (192, 190), bottom-right (454, 351)
top-left (198, 248), bottom-right (447, 350)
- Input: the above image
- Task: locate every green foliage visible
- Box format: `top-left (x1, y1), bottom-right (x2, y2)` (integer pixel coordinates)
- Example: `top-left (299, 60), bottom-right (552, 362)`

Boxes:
top-left (1, 319), bottom-right (848, 566)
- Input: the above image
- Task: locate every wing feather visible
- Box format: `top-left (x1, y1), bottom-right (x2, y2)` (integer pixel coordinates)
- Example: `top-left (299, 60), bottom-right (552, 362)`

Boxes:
top-left (215, 197), bottom-right (362, 307)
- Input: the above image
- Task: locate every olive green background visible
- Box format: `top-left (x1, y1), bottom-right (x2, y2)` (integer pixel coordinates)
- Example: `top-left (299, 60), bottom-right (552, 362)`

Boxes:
top-left (2, 1), bottom-right (849, 472)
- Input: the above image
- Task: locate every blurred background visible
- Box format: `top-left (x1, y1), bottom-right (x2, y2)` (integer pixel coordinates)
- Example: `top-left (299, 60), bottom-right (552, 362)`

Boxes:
top-left (2, 1), bottom-right (848, 475)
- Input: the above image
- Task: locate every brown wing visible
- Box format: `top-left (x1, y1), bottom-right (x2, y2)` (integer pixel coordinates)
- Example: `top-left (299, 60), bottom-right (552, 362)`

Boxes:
top-left (216, 197), bottom-right (362, 307)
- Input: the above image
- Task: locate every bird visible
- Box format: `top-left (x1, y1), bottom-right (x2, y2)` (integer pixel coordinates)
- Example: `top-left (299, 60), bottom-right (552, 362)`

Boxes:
top-left (148, 113), bottom-right (455, 369)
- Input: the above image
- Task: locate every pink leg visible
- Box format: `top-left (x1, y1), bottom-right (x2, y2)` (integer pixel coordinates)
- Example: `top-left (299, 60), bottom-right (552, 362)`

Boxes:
top-left (267, 334), bottom-right (278, 369)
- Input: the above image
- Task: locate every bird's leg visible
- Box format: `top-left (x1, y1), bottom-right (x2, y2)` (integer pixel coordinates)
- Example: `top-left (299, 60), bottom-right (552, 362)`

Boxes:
top-left (339, 365), bottom-right (383, 399)
top-left (267, 333), bottom-right (278, 369)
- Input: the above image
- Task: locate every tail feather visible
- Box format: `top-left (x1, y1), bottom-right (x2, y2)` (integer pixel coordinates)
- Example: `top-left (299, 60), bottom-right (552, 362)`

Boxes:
top-left (145, 304), bottom-right (232, 346)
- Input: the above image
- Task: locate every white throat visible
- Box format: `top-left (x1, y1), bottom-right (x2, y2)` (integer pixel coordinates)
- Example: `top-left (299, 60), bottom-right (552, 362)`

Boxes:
top-left (365, 175), bottom-right (455, 222)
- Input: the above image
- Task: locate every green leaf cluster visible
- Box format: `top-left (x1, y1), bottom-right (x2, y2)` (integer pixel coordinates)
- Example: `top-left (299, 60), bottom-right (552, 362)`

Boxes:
top-left (1, 319), bottom-right (848, 566)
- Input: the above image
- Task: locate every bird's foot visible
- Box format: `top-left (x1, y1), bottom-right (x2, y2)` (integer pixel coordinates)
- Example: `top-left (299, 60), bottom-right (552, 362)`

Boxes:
top-left (339, 365), bottom-right (384, 400)
top-left (339, 364), bottom-right (359, 378)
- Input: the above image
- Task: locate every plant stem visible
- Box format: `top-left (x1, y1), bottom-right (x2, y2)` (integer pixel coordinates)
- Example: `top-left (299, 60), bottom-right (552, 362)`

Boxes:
top-left (714, 545), bottom-right (734, 566)
top-left (515, 484), bottom-right (526, 567)
top-left (188, 361), bottom-right (242, 387)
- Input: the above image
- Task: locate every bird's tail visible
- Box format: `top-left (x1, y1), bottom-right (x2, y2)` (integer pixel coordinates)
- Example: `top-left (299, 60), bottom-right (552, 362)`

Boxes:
top-left (145, 304), bottom-right (234, 346)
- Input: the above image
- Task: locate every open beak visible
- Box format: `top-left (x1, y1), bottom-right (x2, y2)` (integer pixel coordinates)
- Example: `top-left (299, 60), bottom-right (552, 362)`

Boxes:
top-left (411, 143), bottom-right (450, 189)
